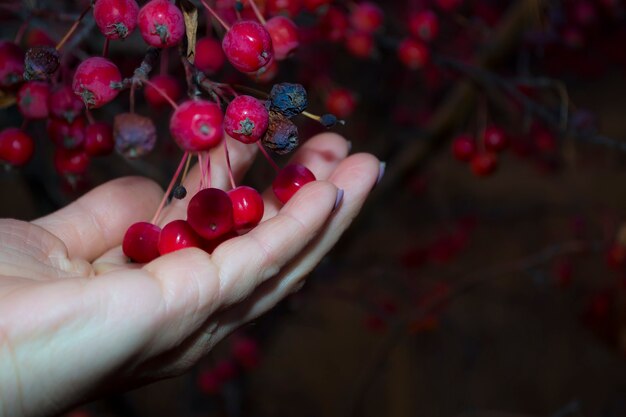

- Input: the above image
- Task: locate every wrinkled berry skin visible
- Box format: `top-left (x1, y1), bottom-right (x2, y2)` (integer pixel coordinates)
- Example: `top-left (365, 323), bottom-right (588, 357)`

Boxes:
top-left (94, 0), bottom-right (140, 40)
top-left (72, 57), bottom-right (122, 109)
top-left (222, 20), bottom-right (273, 73)
top-left (138, 0), bottom-right (185, 48)
top-left (224, 95), bottom-right (269, 144)
top-left (269, 82), bottom-right (307, 118)
top-left (24, 46), bottom-right (60, 81)
top-left (170, 99), bottom-right (224, 151)
top-left (262, 111), bottom-right (298, 154)
top-left (0, 41), bottom-right (24, 87)
top-left (113, 113), bottom-right (157, 158)
top-left (0, 128), bottom-right (34, 166)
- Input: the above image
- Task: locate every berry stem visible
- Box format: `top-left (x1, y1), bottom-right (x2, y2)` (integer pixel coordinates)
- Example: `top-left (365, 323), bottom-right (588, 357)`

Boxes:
top-left (85, 109), bottom-right (95, 125)
top-left (199, 0), bottom-right (230, 31)
top-left (247, 0), bottom-right (266, 25)
top-left (205, 151), bottom-right (211, 188)
top-left (55, 3), bottom-right (92, 51)
top-left (198, 152), bottom-right (205, 189)
top-left (181, 152), bottom-right (193, 183)
top-left (130, 82), bottom-right (137, 113)
top-left (301, 110), bottom-right (321, 122)
top-left (256, 141), bottom-right (280, 173)
top-left (142, 78), bottom-right (179, 109)
top-left (223, 138), bottom-right (237, 189)
top-left (102, 37), bottom-right (110, 57)
top-left (233, 84), bottom-right (269, 99)
top-left (150, 151), bottom-right (190, 225)
top-left (14, 19), bottom-right (29, 44)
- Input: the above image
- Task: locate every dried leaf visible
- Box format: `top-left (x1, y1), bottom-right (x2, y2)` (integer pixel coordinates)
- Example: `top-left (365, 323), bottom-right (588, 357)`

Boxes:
top-left (0, 91), bottom-right (16, 109)
top-left (178, 0), bottom-right (198, 63)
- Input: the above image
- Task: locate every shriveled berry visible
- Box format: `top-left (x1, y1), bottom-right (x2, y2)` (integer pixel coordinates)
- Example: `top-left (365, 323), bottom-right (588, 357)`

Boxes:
top-left (173, 185), bottom-right (187, 199)
top-left (85, 122), bottom-right (114, 156)
top-left (320, 113), bottom-right (338, 128)
top-left (47, 117), bottom-right (87, 150)
top-left (48, 85), bottom-right (84, 122)
top-left (470, 152), bottom-right (497, 177)
top-left (224, 95), bottom-right (269, 144)
top-left (262, 111), bottom-right (299, 154)
top-left (94, 0), bottom-right (140, 40)
top-left (170, 99), bottom-right (224, 151)
top-left (113, 112), bottom-right (157, 158)
top-left (138, 0), bottom-right (185, 47)
top-left (269, 82), bottom-right (307, 118)
top-left (195, 36), bottom-right (226, 74)
top-left (17, 81), bottom-right (50, 119)
top-left (222, 20), bottom-right (273, 73)
top-left (451, 134), bottom-right (475, 162)
top-left (265, 16), bottom-right (299, 61)
top-left (123, 221), bottom-right (161, 263)
top-left (228, 186), bottom-right (264, 230)
top-left (408, 10), bottom-right (439, 42)
top-left (272, 163), bottom-right (316, 204)
top-left (397, 38), bottom-right (430, 69)
top-left (158, 220), bottom-right (201, 255)
top-left (0, 128), bottom-right (34, 166)
top-left (484, 126), bottom-right (508, 152)
top-left (54, 148), bottom-right (90, 176)
top-left (143, 74), bottom-right (181, 109)
top-left (72, 57), bottom-right (122, 109)
top-left (350, 2), bottom-right (384, 33)
top-left (187, 188), bottom-right (234, 240)
top-left (24, 46), bottom-right (60, 81)
top-left (0, 41), bottom-right (24, 87)
top-left (325, 88), bottom-right (356, 119)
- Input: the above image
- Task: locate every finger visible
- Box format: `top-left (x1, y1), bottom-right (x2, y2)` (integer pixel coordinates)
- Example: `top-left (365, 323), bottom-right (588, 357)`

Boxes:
top-left (33, 177), bottom-right (163, 262)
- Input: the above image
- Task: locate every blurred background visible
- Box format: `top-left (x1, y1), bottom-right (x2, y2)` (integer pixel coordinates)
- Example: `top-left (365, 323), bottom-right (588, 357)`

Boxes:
top-left (1, 0), bottom-right (626, 416)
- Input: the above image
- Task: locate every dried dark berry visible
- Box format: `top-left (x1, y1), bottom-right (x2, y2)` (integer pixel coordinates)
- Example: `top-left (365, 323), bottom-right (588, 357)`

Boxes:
top-left (320, 113), bottom-right (338, 128)
top-left (262, 111), bottom-right (299, 154)
top-left (235, 0), bottom-right (244, 11)
top-left (24, 46), bottom-right (60, 81)
top-left (173, 185), bottom-right (187, 199)
top-left (268, 83), bottom-right (307, 118)
top-left (113, 113), bottom-right (157, 158)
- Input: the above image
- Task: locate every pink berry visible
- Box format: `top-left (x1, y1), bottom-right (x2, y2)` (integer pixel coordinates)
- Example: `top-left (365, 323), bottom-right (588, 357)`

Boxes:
top-left (224, 95), bottom-right (269, 144)
top-left (158, 219), bottom-right (201, 255)
top-left (320, 6), bottom-right (349, 42)
top-left (228, 186), bottom-right (264, 230)
top-left (85, 122), bottom-right (114, 156)
top-left (470, 153), bottom-right (497, 177)
top-left (344, 30), bottom-right (374, 58)
top-left (54, 148), bottom-right (90, 176)
top-left (397, 38), bottom-right (430, 69)
top-left (48, 85), bottom-right (84, 122)
top-left (265, 16), bottom-right (299, 60)
top-left (451, 134), bottom-right (475, 162)
top-left (94, 0), bottom-right (140, 40)
top-left (187, 188), bottom-right (234, 240)
top-left (72, 57), bottom-right (122, 109)
top-left (17, 81), bottom-right (50, 119)
top-left (325, 88), bottom-right (357, 119)
top-left (0, 41), bottom-right (24, 87)
top-left (0, 128), bottom-right (34, 166)
top-left (138, 0), bottom-right (185, 47)
top-left (47, 117), bottom-right (87, 150)
top-left (350, 2), bottom-right (384, 33)
top-left (123, 221), bottom-right (161, 263)
top-left (408, 10), bottom-right (439, 42)
top-left (170, 99), bottom-right (224, 151)
top-left (143, 74), bottom-right (181, 108)
top-left (195, 36), bottom-right (226, 74)
top-left (272, 163), bottom-right (316, 204)
top-left (483, 126), bottom-right (508, 152)
top-left (267, 0), bottom-right (302, 17)
top-left (222, 20), bottom-right (273, 73)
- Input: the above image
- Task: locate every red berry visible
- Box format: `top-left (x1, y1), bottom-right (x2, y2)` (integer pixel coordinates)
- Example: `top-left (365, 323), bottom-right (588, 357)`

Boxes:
top-left (158, 219), bottom-right (201, 255)
top-left (72, 57), bottom-right (122, 109)
top-left (0, 41), bottom-right (24, 87)
top-left (195, 36), bottom-right (226, 74)
top-left (54, 148), bottom-right (90, 176)
top-left (84, 122), bottom-right (114, 156)
top-left (201, 230), bottom-right (238, 254)
top-left (24, 29), bottom-right (55, 48)
top-left (408, 10), bottom-right (439, 42)
top-left (325, 88), bottom-right (357, 119)
top-left (214, 359), bottom-right (238, 382)
top-left (0, 128), bottom-right (34, 166)
top-left (344, 30), bottom-right (375, 58)
top-left (248, 57), bottom-right (279, 83)
top-left (17, 81), bottom-right (50, 119)
top-left (48, 85), bottom-right (84, 122)
top-left (170, 99), bottom-right (224, 151)
top-left (222, 20), bottom-right (273, 73)
top-left (267, 0), bottom-right (302, 17)
top-left (272, 163), bottom-right (316, 204)
top-left (303, 0), bottom-right (331, 13)
top-left (224, 95), bottom-right (269, 144)
top-left (138, 0), bottom-right (185, 47)
top-left (122, 221), bottom-right (161, 263)
top-left (451, 134), bottom-right (475, 162)
top-left (397, 38), bottom-right (430, 70)
top-left (94, 0), bottom-right (140, 40)
top-left (228, 186), bottom-right (264, 230)
top-left (533, 126), bottom-right (557, 153)
top-left (47, 117), bottom-right (87, 150)
top-left (143, 74), bottom-right (181, 108)
top-left (470, 152), bottom-right (497, 177)
top-left (265, 16), bottom-right (299, 61)
top-left (319, 6), bottom-right (349, 42)
top-left (483, 125), bottom-right (508, 152)
top-left (187, 188), bottom-right (234, 240)
top-left (232, 337), bottom-right (260, 369)
top-left (197, 369), bottom-right (221, 395)
top-left (350, 2), bottom-right (384, 33)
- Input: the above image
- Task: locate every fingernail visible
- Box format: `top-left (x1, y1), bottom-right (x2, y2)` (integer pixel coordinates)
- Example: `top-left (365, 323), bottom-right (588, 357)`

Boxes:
top-left (376, 161), bottom-right (386, 186)
top-left (346, 141), bottom-right (352, 153)
top-left (333, 188), bottom-right (344, 212)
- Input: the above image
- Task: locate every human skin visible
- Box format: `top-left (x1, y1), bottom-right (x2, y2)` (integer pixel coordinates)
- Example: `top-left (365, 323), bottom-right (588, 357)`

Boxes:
top-left (0, 132), bottom-right (380, 417)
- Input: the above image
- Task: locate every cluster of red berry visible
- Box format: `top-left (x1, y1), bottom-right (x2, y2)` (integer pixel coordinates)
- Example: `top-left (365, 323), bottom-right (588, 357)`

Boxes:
top-left (451, 125), bottom-right (508, 177)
